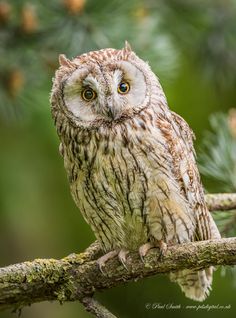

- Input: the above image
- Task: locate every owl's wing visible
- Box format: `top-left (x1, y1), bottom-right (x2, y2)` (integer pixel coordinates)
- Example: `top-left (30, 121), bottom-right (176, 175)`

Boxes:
top-left (158, 112), bottom-right (220, 301)
top-left (159, 110), bottom-right (220, 241)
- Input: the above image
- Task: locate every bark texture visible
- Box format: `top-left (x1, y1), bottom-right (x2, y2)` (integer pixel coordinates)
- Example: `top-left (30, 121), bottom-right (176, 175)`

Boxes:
top-left (0, 193), bottom-right (236, 316)
top-left (206, 193), bottom-right (236, 211)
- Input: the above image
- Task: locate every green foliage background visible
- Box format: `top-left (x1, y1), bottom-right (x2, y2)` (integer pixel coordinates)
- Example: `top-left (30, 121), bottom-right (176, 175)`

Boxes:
top-left (0, 1), bottom-right (236, 317)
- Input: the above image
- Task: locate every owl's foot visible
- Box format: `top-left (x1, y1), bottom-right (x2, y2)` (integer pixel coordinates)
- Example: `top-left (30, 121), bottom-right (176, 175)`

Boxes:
top-left (118, 249), bottom-right (129, 270)
top-left (157, 240), bottom-right (167, 259)
top-left (97, 250), bottom-right (118, 273)
top-left (139, 242), bottom-right (155, 262)
top-left (139, 240), bottom-right (167, 262)
top-left (97, 249), bottom-right (130, 273)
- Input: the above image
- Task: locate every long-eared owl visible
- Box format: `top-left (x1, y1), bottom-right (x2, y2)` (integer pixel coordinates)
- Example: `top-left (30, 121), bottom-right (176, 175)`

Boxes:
top-left (50, 42), bottom-right (220, 301)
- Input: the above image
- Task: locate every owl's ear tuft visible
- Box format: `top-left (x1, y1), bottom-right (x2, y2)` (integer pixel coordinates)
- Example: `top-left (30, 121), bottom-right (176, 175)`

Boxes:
top-left (59, 54), bottom-right (74, 68)
top-left (124, 41), bottom-right (132, 52)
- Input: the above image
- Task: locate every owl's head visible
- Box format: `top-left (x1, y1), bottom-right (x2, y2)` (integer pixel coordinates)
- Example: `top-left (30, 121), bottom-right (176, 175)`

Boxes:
top-left (51, 42), bottom-right (164, 128)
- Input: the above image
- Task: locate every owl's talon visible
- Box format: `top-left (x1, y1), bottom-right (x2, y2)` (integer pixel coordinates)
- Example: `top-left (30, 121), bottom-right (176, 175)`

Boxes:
top-left (140, 255), bottom-right (144, 263)
top-left (118, 249), bottom-right (129, 270)
top-left (97, 250), bottom-right (118, 273)
top-left (98, 263), bottom-right (105, 275)
top-left (139, 242), bottom-right (155, 262)
top-left (157, 240), bottom-right (167, 260)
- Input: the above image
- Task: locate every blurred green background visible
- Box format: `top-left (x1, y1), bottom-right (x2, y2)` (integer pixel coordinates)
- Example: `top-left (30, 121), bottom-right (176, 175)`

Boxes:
top-left (1, 1), bottom-right (236, 317)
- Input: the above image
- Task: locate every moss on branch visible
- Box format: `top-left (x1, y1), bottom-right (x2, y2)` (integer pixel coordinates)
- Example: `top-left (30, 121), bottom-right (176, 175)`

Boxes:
top-left (1, 193), bottom-right (236, 316)
top-left (1, 238), bottom-right (236, 313)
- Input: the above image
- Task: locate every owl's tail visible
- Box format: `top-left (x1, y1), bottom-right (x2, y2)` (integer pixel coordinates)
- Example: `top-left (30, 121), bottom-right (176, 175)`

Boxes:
top-left (169, 267), bottom-right (213, 301)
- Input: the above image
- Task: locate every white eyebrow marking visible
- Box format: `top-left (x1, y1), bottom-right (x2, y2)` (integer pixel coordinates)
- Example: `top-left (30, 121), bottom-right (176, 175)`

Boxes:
top-left (113, 69), bottom-right (123, 87)
top-left (83, 74), bottom-right (100, 92)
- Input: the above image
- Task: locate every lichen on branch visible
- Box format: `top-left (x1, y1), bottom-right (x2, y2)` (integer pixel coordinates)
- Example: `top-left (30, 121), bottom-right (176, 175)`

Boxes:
top-left (1, 193), bottom-right (236, 317)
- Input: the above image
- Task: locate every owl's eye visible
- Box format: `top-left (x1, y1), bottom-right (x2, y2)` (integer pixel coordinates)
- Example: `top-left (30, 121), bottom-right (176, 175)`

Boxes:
top-left (118, 81), bottom-right (130, 94)
top-left (81, 88), bottom-right (96, 101)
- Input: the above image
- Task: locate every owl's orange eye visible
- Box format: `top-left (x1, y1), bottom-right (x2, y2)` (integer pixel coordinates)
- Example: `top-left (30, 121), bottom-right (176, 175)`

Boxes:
top-left (81, 88), bottom-right (96, 101)
top-left (118, 81), bottom-right (130, 94)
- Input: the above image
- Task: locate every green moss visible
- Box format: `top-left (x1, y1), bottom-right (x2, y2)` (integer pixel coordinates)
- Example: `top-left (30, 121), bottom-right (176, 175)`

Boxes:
top-left (63, 253), bottom-right (86, 264)
top-left (54, 277), bottom-right (77, 303)
top-left (144, 262), bottom-right (154, 269)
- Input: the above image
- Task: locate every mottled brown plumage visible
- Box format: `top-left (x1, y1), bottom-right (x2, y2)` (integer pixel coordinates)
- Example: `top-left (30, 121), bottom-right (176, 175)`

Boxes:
top-left (50, 43), bottom-right (220, 301)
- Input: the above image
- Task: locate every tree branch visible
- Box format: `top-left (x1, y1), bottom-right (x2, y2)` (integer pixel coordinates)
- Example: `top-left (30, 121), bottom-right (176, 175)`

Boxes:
top-left (1, 238), bottom-right (236, 313)
top-left (1, 193), bottom-right (236, 316)
top-left (80, 297), bottom-right (118, 318)
top-left (206, 193), bottom-right (236, 211)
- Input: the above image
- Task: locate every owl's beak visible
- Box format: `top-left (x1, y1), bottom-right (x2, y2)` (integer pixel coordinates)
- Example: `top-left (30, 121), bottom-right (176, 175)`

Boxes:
top-left (106, 99), bottom-right (117, 120)
top-left (106, 104), bottom-right (115, 120)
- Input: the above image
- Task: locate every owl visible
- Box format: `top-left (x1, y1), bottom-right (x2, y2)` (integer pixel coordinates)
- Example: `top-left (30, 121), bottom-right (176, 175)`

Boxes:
top-left (50, 42), bottom-right (220, 301)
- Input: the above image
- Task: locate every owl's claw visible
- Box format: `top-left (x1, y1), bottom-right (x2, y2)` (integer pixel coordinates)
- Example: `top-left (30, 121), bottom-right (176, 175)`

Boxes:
top-left (97, 250), bottom-right (118, 273)
top-left (118, 249), bottom-right (129, 270)
top-left (138, 241), bottom-right (168, 262)
top-left (139, 242), bottom-right (155, 262)
top-left (157, 240), bottom-right (167, 260)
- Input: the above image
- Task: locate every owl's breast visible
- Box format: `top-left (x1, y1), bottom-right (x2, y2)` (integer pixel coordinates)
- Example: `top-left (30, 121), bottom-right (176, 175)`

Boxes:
top-left (62, 121), bottom-right (183, 251)
top-left (62, 125), bottom-right (160, 251)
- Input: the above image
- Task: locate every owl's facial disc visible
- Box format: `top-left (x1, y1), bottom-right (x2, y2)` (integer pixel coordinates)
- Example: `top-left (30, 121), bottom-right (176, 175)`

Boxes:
top-left (63, 60), bottom-right (147, 123)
